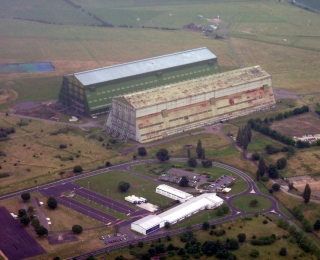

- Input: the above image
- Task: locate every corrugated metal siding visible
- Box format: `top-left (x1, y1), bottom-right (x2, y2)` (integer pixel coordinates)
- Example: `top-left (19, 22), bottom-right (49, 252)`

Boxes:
top-left (74, 47), bottom-right (216, 86)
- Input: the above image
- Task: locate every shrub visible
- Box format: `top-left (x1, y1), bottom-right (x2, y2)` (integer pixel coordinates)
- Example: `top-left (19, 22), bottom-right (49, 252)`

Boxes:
top-left (263, 220), bottom-right (268, 224)
top-left (73, 165), bottom-right (83, 173)
top-left (237, 233), bottom-right (246, 242)
top-left (279, 247), bottom-right (287, 256)
top-left (272, 183), bottom-right (281, 191)
top-left (59, 144), bottom-right (67, 149)
top-left (261, 176), bottom-right (269, 182)
top-left (250, 249), bottom-right (260, 258)
top-left (72, 225), bottom-right (83, 234)
top-left (276, 158), bottom-right (287, 170)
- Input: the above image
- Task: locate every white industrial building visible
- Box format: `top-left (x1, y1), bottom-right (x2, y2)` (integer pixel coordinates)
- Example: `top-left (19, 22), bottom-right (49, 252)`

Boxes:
top-left (131, 193), bottom-right (223, 235)
top-left (156, 184), bottom-right (194, 203)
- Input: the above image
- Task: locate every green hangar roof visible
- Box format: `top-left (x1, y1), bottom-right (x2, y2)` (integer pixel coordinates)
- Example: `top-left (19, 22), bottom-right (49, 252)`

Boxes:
top-left (74, 47), bottom-right (217, 86)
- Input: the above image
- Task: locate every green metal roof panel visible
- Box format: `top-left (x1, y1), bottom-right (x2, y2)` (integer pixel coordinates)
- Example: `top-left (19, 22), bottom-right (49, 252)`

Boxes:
top-left (74, 47), bottom-right (216, 86)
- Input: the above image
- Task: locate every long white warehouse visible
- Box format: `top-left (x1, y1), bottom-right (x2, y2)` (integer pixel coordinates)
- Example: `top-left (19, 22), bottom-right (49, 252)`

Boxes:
top-left (156, 184), bottom-right (193, 203)
top-left (131, 193), bottom-right (223, 235)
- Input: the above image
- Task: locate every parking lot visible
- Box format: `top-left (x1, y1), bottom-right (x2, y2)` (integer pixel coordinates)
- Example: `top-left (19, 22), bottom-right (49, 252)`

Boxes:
top-left (158, 169), bottom-right (207, 187)
top-left (208, 175), bottom-right (236, 192)
top-left (99, 233), bottom-right (127, 246)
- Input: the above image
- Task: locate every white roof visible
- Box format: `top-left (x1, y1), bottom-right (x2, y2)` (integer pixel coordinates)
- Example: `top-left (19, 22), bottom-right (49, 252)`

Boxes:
top-left (132, 215), bottom-right (163, 230)
top-left (156, 184), bottom-right (193, 200)
top-left (74, 47), bottom-right (216, 86)
top-left (158, 193), bottom-right (223, 223)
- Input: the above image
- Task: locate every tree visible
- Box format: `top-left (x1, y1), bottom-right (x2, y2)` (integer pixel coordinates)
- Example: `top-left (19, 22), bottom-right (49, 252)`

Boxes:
top-left (272, 183), bottom-right (281, 191)
top-left (27, 206), bottom-right (34, 214)
top-left (252, 152), bottom-right (260, 161)
top-left (268, 164), bottom-right (279, 179)
top-left (115, 256), bottom-right (125, 260)
top-left (138, 147), bottom-right (147, 156)
top-left (20, 215), bottom-right (31, 226)
top-left (187, 149), bottom-right (190, 158)
top-left (118, 181), bottom-right (130, 192)
top-left (256, 170), bottom-right (260, 181)
top-left (36, 225), bottom-right (48, 236)
top-left (179, 176), bottom-right (189, 187)
top-left (53, 257), bottom-right (61, 260)
top-left (303, 183), bottom-right (311, 204)
top-left (202, 221), bottom-right (210, 230)
top-left (21, 192), bottom-right (30, 202)
top-left (18, 209), bottom-right (27, 218)
top-left (279, 247), bottom-right (287, 256)
top-left (148, 248), bottom-right (156, 257)
top-left (47, 197), bottom-right (58, 209)
top-left (237, 233), bottom-right (246, 243)
top-left (201, 148), bottom-right (205, 159)
top-left (165, 222), bottom-right (171, 229)
top-left (276, 158), bottom-right (287, 170)
top-left (196, 139), bottom-right (202, 158)
top-left (187, 157), bottom-right (197, 168)
top-left (156, 148), bottom-right (170, 162)
top-left (314, 220), bottom-right (320, 230)
top-left (258, 157), bottom-right (266, 176)
top-left (86, 256), bottom-right (96, 260)
top-left (73, 165), bottom-right (83, 173)
top-left (72, 225), bottom-right (83, 234)
top-left (138, 241), bottom-right (144, 248)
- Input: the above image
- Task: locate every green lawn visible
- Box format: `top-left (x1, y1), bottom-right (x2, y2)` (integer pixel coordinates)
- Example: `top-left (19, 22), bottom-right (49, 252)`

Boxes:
top-left (71, 194), bottom-right (129, 220)
top-left (232, 195), bottom-right (272, 213)
top-left (247, 134), bottom-right (283, 153)
top-left (74, 170), bottom-right (172, 207)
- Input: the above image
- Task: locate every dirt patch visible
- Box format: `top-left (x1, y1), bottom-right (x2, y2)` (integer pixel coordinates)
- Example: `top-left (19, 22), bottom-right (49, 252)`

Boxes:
top-left (16, 105), bottom-right (56, 119)
top-left (270, 113), bottom-right (320, 136)
top-left (48, 231), bottom-right (79, 245)
top-left (0, 89), bottom-right (18, 104)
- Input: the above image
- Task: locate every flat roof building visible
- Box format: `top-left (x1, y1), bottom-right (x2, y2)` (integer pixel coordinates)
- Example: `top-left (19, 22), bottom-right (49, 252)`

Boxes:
top-left (58, 47), bottom-right (219, 116)
top-left (105, 66), bottom-right (276, 143)
top-left (156, 184), bottom-right (194, 203)
top-left (131, 193), bottom-right (223, 235)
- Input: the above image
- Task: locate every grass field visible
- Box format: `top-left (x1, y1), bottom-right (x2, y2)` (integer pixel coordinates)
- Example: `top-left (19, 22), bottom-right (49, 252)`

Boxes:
top-left (247, 132), bottom-right (283, 153)
top-left (0, 0), bottom-right (319, 113)
top-left (75, 170), bottom-right (173, 208)
top-left (0, 114), bottom-right (136, 195)
top-left (232, 195), bottom-right (272, 212)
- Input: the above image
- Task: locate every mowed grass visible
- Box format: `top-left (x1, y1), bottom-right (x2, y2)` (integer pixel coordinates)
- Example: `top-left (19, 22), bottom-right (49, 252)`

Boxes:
top-left (232, 195), bottom-right (272, 212)
top-left (75, 170), bottom-right (173, 208)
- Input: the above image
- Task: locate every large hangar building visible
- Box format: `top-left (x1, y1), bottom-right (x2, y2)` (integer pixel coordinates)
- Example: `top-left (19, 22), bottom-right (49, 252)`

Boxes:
top-left (58, 48), bottom-right (219, 116)
top-left (104, 66), bottom-right (276, 143)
